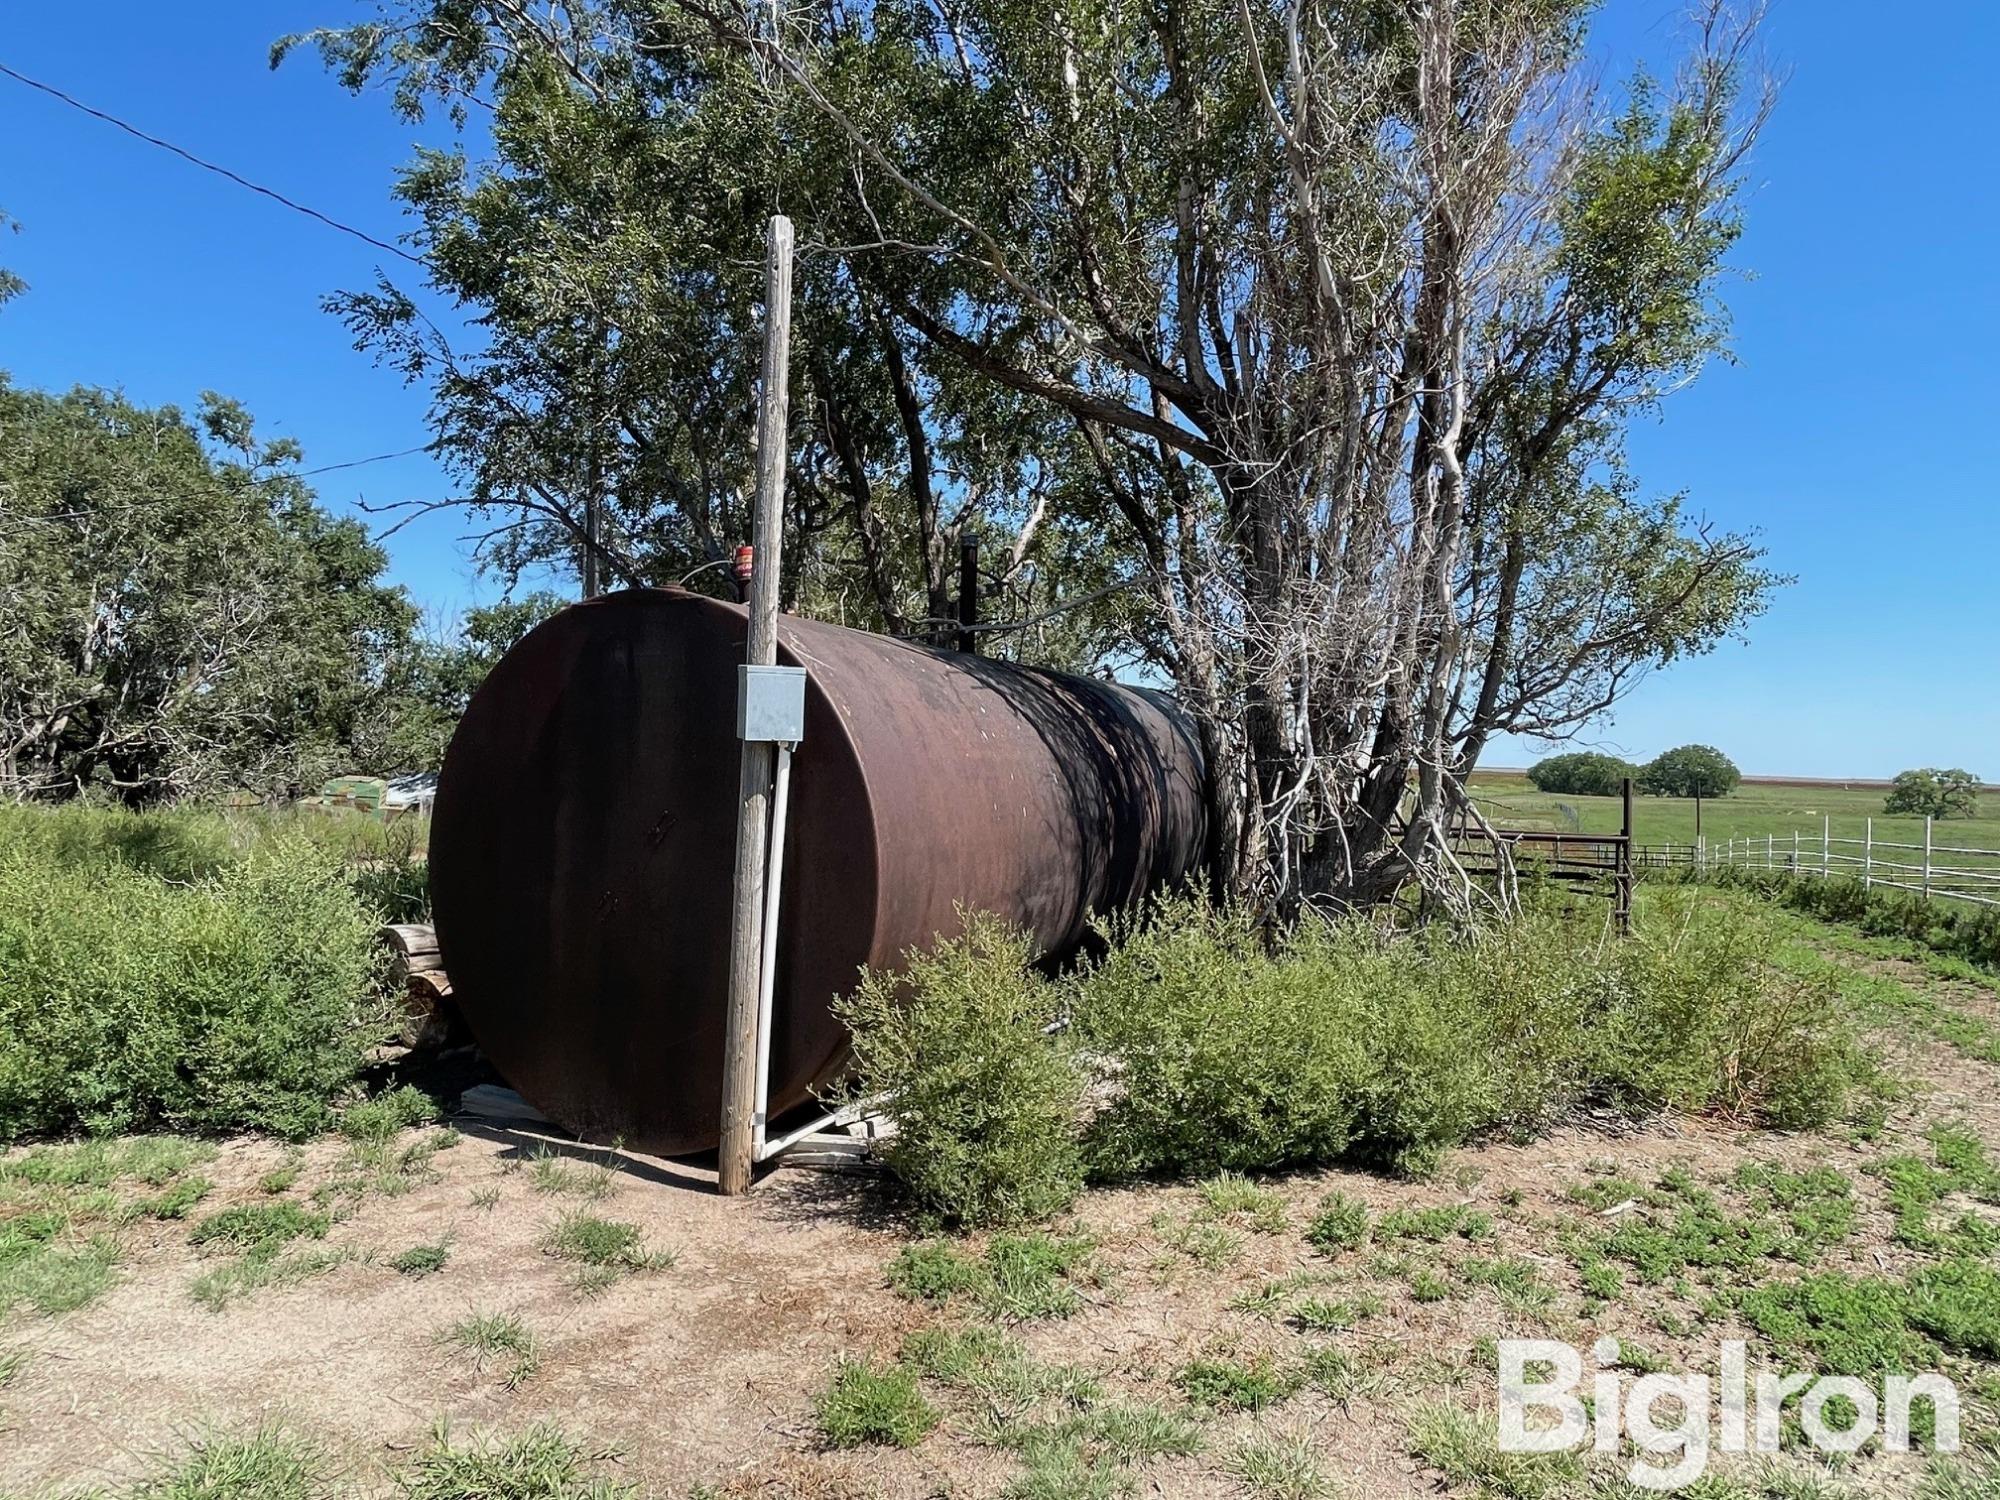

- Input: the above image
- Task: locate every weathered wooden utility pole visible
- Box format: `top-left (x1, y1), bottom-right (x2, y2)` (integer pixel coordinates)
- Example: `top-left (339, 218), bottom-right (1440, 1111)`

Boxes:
top-left (718, 215), bottom-right (794, 1196)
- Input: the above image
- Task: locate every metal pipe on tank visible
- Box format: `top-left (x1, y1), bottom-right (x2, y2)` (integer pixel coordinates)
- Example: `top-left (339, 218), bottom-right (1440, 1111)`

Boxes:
top-left (428, 587), bottom-right (1206, 1156)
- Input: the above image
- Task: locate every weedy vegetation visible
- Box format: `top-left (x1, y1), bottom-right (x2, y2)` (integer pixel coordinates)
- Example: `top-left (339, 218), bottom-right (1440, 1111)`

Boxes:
top-left (0, 819), bottom-right (389, 1142)
top-left (886, 1233), bottom-right (1097, 1322)
top-left (390, 1240), bottom-right (451, 1277)
top-left (542, 1212), bottom-right (672, 1294)
top-left (814, 1358), bottom-right (939, 1449)
top-left (841, 892), bottom-right (1866, 1226)
top-left (437, 1310), bottom-right (542, 1389)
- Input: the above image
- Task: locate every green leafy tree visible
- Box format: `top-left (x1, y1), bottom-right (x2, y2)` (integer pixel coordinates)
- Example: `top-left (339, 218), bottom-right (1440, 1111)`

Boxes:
top-left (0, 207), bottom-right (24, 309)
top-left (289, 0), bottom-right (1780, 910)
top-left (1527, 753), bottom-right (1639, 798)
top-left (1884, 768), bottom-right (1981, 820)
top-left (1638, 745), bottom-right (1741, 800)
top-left (0, 378), bottom-right (427, 801)
top-left (357, 592), bottom-right (570, 771)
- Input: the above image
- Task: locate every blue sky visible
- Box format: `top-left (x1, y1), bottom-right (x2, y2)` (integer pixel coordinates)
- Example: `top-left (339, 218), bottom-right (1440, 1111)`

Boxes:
top-left (2, 2), bottom-right (1994, 778)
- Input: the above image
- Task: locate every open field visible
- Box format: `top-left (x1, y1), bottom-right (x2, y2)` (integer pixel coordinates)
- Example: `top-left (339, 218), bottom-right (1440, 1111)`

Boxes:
top-left (1469, 772), bottom-right (2000, 859)
top-left (7, 888), bottom-right (2000, 1499)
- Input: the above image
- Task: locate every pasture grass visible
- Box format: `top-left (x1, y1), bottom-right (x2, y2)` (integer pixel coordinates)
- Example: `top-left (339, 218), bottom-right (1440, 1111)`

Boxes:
top-left (0, 1134), bottom-right (223, 1318)
top-left (1406, 1400), bottom-right (1584, 1498)
top-left (137, 1425), bottom-right (327, 1500)
top-left (1466, 771), bottom-right (2000, 855)
top-left (527, 1145), bottom-right (617, 1201)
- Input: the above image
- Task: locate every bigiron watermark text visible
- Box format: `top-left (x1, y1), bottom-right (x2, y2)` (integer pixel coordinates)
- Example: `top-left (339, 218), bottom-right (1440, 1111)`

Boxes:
top-left (1498, 1337), bottom-right (1959, 1489)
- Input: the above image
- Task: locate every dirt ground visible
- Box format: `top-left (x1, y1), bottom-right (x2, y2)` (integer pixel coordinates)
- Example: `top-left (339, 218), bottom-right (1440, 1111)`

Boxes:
top-left (4, 928), bottom-right (2000, 1499)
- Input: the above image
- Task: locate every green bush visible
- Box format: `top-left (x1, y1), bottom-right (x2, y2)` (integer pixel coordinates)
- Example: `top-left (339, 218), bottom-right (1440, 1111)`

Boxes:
top-left (840, 891), bottom-right (1863, 1219)
top-left (0, 832), bottom-right (388, 1140)
top-left (1673, 864), bottom-right (2000, 972)
top-left (1074, 902), bottom-right (1377, 1177)
top-left (833, 912), bottom-right (1085, 1228)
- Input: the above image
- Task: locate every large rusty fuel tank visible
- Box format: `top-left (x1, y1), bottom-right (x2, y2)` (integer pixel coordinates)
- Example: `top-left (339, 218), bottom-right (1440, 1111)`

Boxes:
top-left (429, 587), bottom-right (1206, 1155)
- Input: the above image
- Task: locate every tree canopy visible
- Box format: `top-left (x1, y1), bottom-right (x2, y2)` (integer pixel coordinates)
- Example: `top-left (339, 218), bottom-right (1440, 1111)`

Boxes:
top-left (1527, 752), bottom-right (1638, 799)
top-left (285, 0), bottom-right (1781, 909)
top-left (0, 378), bottom-right (446, 801)
top-left (1884, 768), bottom-right (1980, 821)
top-left (1638, 743), bottom-right (1740, 799)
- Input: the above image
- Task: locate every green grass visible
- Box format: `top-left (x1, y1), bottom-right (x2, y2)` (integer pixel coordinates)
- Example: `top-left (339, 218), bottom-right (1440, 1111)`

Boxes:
top-left (984, 1233), bottom-right (1095, 1320)
top-left (1738, 1256), bottom-right (2000, 1382)
top-left (815, 1358), bottom-right (939, 1449)
top-left (0, 1136), bottom-right (215, 1189)
top-left (1867, 1125), bottom-right (2000, 1254)
top-left (1304, 1192), bottom-right (1370, 1254)
top-left (887, 1240), bottom-right (986, 1302)
top-left (884, 1233), bottom-right (1097, 1322)
top-left (436, 1310), bottom-right (541, 1388)
top-left (140, 1176), bottom-right (215, 1220)
top-left (541, 1212), bottom-right (671, 1289)
top-left (0, 1230), bottom-right (121, 1316)
top-left (527, 1146), bottom-right (616, 1200)
top-left (191, 1244), bottom-right (362, 1311)
top-left (133, 1425), bottom-right (327, 1500)
top-left (1578, 1161), bottom-right (1858, 1290)
top-left (258, 1158), bottom-right (303, 1196)
top-left (1411, 1268), bottom-right (1452, 1303)
top-left (1287, 1294), bottom-right (1381, 1332)
top-left (1227, 1430), bottom-right (1337, 1500)
top-left (1377, 1204), bottom-right (1492, 1243)
top-left (901, 1322), bottom-right (1101, 1426)
top-left (1922, 1454), bottom-right (2000, 1500)
top-left (1468, 772), bottom-right (2000, 855)
top-left (189, 1202), bottom-right (330, 1254)
top-left (1175, 1353), bottom-right (1298, 1412)
top-left (390, 1240), bottom-right (451, 1277)
top-left (1406, 1401), bottom-right (1584, 1500)
top-left (0, 1135), bottom-right (228, 1318)
top-left (337, 1085), bottom-right (440, 1143)
top-left (1196, 1172), bottom-right (1289, 1232)
top-left (1455, 1256), bottom-right (1553, 1314)
top-left (398, 1422), bottom-right (633, 1500)
top-left (1158, 1215), bottom-right (1242, 1270)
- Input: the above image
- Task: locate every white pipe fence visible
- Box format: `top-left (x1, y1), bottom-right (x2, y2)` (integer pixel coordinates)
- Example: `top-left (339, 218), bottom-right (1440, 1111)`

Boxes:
top-left (1638, 815), bottom-right (2000, 910)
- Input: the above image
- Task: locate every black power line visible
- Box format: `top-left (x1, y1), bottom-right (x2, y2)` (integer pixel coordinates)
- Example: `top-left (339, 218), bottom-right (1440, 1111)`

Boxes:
top-left (0, 59), bottom-right (423, 266)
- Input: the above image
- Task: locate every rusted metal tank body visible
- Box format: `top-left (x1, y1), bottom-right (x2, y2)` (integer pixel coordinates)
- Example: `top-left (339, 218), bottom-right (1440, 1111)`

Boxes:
top-left (429, 587), bottom-right (1206, 1155)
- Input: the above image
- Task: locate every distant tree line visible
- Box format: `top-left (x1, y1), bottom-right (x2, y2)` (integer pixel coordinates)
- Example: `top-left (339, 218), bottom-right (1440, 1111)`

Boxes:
top-left (0, 377), bottom-right (557, 804)
top-left (1529, 744), bottom-right (1741, 799)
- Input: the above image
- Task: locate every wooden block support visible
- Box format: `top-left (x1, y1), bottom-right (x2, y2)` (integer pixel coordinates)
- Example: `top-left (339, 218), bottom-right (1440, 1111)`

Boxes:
top-left (375, 922), bottom-right (457, 1048)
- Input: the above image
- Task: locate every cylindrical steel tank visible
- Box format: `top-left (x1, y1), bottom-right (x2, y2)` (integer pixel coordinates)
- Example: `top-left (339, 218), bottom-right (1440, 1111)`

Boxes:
top-left (429, 587), bottom-right (1206, 1155)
